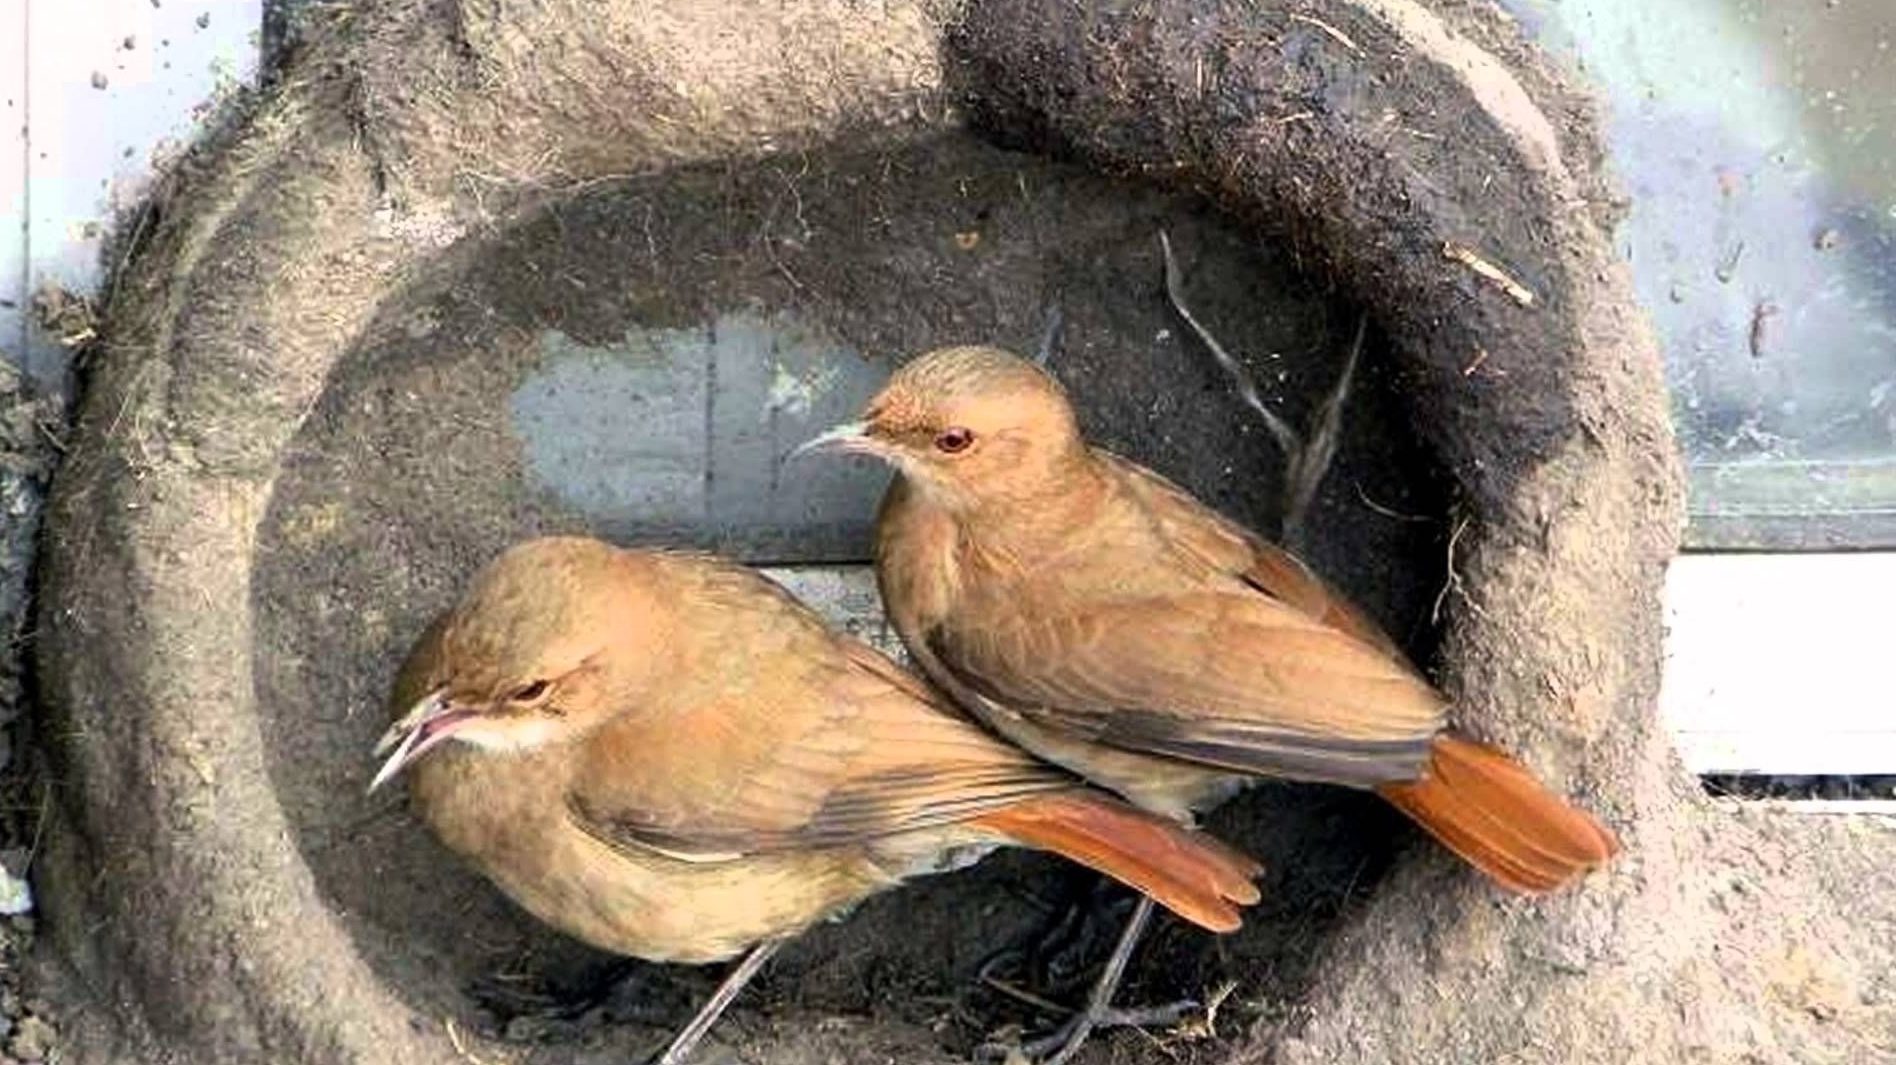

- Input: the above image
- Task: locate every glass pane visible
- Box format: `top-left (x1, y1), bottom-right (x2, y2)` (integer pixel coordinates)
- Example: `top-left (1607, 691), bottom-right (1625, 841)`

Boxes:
top-left (1504, 0), bottom-right (1896, 548)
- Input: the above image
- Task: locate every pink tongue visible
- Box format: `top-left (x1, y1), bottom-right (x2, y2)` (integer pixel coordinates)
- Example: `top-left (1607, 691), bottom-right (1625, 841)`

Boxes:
top-left (417, 709), bottom-right (474, 744)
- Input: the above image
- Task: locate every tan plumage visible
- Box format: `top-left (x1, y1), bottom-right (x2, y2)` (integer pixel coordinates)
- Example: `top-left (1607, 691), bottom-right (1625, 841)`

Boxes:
top-left (840, 345), bottom-right (1617, 895)
top-left (375, 537), bottom-right (1263, 970)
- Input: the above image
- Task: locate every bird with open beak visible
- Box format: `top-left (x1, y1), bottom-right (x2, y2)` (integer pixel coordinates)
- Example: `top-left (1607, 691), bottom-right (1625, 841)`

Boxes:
top-left (369, 535), bottom-right (1260, 1065)
top-left (800, 344), bottom-right (1619, 1062)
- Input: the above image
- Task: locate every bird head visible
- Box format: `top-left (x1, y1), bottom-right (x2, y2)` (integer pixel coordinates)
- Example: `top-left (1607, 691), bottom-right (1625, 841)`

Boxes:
top-left (368, 537), bottom-right (668, 792)
top-left (797, 345), bottom-right (1085, 510)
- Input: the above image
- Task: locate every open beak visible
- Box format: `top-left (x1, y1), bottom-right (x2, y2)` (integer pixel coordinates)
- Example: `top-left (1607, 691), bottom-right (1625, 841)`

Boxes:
top-left (789, 420), bottom-right (880, 461)
top-left (368, 688), bottom-right (477, 794)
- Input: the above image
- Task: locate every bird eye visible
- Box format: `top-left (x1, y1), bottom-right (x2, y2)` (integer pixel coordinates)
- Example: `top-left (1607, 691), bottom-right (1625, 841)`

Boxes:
top-left (933, 427), bottom-right (975, 454)
top-left (509, 680), bottom-right (551, 703)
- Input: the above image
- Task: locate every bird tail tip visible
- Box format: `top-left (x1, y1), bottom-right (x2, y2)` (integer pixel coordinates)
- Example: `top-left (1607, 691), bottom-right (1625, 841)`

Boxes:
top-left (1380, 733), bottom-right (1618, 895)
top-left (975, 793), bottom-right (1262, 933)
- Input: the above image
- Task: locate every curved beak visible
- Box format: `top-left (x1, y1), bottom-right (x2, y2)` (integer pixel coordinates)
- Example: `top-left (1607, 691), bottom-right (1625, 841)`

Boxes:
top-left (368, 688), bottom-right (476, 794)
top-left (789, 420), bottom-right (879, 461)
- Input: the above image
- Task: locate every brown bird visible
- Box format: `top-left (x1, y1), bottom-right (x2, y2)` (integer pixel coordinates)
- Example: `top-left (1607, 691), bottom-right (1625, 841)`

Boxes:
top-left (802, 344), bottom-right (1619, 1058)
top-left (368, 536), bottom-right (1261, 1065)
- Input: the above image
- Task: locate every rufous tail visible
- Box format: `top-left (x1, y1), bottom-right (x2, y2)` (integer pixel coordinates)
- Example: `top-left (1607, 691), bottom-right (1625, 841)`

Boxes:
top-left (1378, 733), bottom-right (1618, 894)
top-left (973, 794), bottom-right (1263, 932)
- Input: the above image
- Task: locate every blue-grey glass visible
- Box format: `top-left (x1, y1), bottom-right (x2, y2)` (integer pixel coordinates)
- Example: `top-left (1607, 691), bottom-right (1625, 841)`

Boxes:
top-left (1505, 0), bottom-right (1896, 547)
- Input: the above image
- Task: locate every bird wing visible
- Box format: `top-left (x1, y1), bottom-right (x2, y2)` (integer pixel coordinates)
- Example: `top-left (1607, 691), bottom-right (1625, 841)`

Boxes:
top-left (564, 567), bottom-right (1074, 862)
top-left (931, 587), bottom-right (1443, 789)
top-left (1096, 449), bottom-right (1405, 657)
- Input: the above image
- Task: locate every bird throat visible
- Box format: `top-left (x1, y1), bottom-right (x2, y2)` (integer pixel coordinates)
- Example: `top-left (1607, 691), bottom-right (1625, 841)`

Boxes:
top-left (947, 456), bottom-right (1113, 574)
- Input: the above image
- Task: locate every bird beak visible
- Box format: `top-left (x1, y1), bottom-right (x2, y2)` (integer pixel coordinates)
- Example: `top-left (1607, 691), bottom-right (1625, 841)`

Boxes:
top-left (789, 420), bottom-right (880, 461)
top-left (368, 688), bottom-right (476, 794)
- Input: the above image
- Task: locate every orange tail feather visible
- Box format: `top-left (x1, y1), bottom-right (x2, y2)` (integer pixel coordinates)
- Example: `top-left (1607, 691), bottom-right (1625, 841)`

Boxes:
top-left (1378, 734), bottom-right (1618, 894)
top-left (973, 794), bottom-right (1263, 932)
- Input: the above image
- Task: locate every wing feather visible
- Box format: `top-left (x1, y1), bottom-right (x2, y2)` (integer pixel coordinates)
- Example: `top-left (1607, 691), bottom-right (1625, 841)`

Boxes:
top-left (566, 563), bottom-right (1075, 860)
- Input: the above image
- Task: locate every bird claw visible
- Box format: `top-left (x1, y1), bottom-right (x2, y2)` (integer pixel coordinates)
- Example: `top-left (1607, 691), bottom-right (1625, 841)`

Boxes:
top-left (978, 873), bottom-right (1131, 997)
top-left (974, 999), bottom-right (1201, 1064)
top-left (974, 896), bottom-right (1172, 1064)
top-left (468, 958), bottom-right (688, 1033)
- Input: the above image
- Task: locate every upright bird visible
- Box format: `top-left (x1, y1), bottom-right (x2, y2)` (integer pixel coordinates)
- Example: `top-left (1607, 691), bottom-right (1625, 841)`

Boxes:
top-left (368, 536), bottom-right (1261, 1065)
top-left (802, 344), bottom-right (1618, 1060)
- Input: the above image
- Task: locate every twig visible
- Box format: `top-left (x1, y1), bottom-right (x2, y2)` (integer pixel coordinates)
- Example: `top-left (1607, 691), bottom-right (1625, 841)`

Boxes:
top-left (1290, 314), bottom-right (1366, 522)
top-left (1354, 483), bottom-right (1430, 522)
top-left (1443, 242), bottom-right (1536, 306)
top-left (22, 779), bottom-right (51, 872)
top-left (35, 417), bottom-right (69, 454)
top-left (444, 1017), bottom-right (495, 1064)
top-left (980, 972), bottom-right (1074, 1017)
top-left (759, 195), bottom-right (807, 292)
top-left (1431, 514), bottom-right (1483, 626)
top-left (1289, 13), bottom-right (1364, 55)
top-left (1159, 231), bottom-right (1301, 458)
top-left (1197, 980), bottom-right (1239, 1041)
top-left (1125, 1022), bottom-right (1178, 1058)
top-left (776, 161), bottom-right (811, 241)
top-left (1336, 855), bottom-right (1371, 910)
top-left (640, 200), bottom-right (660, 275)
top-left (1034, 303), bottom-right (1065, 367)
top-left (110, 199), bottom-right (156, 309)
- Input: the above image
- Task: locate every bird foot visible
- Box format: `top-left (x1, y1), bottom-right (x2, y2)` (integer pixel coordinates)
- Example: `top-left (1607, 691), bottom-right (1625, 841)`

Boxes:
top-left (978, 876), bottom-right (1135, 998)
top-left (975, 999), bottom-right (1200, 1064)
top-left (976, 896), bottom-right (1170, 1064)
top-left (467, 959), bottom-right (688, 1043)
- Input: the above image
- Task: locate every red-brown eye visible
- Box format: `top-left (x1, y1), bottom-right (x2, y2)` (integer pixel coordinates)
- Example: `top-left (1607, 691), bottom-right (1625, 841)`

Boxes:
top-left (934, 427), bottom-right (975, 453)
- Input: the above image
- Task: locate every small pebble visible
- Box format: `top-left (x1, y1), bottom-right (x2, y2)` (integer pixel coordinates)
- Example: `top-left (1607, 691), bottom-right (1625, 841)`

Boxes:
top-left (89, 72), bottom-right (108, 90)
top-left (0, 871), bottom-right (26, 919)
top-left (6, 1015), bottom-right (53, 1063)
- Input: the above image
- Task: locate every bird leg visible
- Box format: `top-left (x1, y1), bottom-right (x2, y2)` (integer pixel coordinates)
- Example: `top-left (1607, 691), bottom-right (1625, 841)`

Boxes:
top-left (1159, 230), bottom-right (1366, 551)
top-left (652, 939), bottom-right (782, 1065)
top-left (979, 896), bottom-right (1198, 1064)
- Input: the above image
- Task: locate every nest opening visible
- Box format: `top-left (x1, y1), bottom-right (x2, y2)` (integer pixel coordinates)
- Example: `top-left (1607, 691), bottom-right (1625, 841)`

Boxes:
top-left (255, 127), bottom-right (1454, 1054)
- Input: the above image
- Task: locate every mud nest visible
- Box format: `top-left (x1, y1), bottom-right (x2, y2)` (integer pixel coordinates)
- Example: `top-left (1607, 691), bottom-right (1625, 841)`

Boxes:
top-left (33, 2), bottom-right (1891, 1064)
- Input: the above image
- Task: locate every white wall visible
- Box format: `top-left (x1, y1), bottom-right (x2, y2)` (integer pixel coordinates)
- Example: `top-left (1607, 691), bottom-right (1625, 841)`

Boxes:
top-left (1, 0), bottom-right (261, 388)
